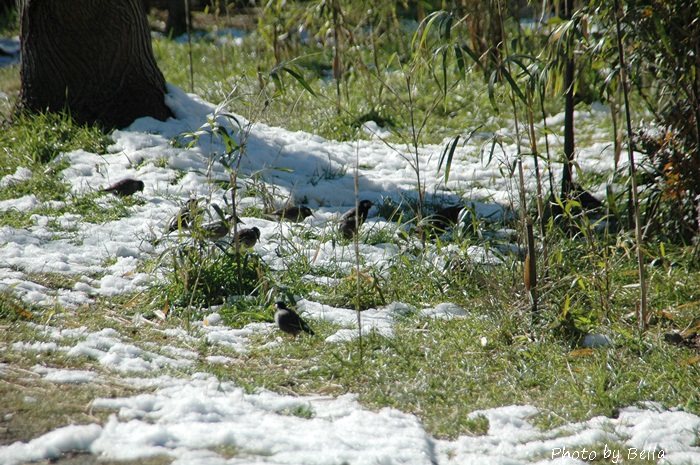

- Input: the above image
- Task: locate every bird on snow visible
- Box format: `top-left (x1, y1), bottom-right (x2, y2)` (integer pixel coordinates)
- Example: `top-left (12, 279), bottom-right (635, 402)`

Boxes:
top-left (274, 301), bottom-right (315, 337)
top-left (338, 200), bottom-right (374, 239)
top-left (417, 204), bottom-right (474, 239)
top-left (265, 205), bottom-right (314, 222)
top-left (102, 178), bottom-right (144, 197)
top-left (165, 198), bottom-right (202, 234)
top-left (201, 214), bottom-right (244, 241)
top-left (232, 226), bottom-right (261, 248)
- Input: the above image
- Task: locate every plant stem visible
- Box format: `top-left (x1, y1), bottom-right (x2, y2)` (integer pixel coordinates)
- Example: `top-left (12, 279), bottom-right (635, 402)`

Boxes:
top-left (353, 145), bottom-right (363, 363)
top-left (613, 0), bottom-right (647, 330)
top-left (561, 0), bottom-right (575, 202)
top-left (185, 0), bottom-right (194, 93)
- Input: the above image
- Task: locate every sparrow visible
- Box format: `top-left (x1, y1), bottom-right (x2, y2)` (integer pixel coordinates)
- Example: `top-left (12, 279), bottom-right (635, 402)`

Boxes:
top-left (418, 205), bottom-right (465, 238)
top-left (102, 178), bottom-right (144, 197)
top-left (165, 198), bottom-right (201, 233)
top-left (201, 214), bottom-right (243, 240)
top-left (274, 301), bottom-right (315, 336)
top-left (571, 184), bottom-right (604, 211)
top-left (432, 205), bottom-right (464, 227)
top-left (265, 205), bottom-right (314, 222)
top-left (338, 200), bottom-right (374, 239)
top-left (232, 226), bottom-right (261, 248)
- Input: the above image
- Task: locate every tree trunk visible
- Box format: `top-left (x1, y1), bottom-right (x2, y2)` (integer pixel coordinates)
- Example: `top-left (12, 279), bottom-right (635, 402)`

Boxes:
top-left (165, 0), bottom-right (188, 38)
top-left (16, 0), bottom-right (172, 129)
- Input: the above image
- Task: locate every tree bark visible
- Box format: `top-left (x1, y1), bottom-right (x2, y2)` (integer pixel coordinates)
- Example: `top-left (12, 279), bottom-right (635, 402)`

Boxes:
top-left (17, 0), bottom-right (173, 129)
top-left (165, 0), bottom-right (188, 38)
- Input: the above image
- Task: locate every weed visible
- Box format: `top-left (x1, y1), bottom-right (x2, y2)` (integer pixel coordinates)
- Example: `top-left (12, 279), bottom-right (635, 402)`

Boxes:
top-left (278, 404), bottom-right (315, 419)
top-left (153, 243), bottom-right (267, 312)
top-left (309, 159), bottom-right (347, 186)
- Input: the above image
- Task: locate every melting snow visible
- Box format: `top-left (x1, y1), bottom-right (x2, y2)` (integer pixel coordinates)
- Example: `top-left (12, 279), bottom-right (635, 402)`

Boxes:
top-left (0, 84), bottom-right (698, 463)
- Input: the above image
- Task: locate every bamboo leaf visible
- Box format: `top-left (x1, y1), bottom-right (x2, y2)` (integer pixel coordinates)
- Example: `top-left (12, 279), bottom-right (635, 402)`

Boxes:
top-left (414, 11), bottom-right (445, 51)
top-left (550, 19), bottom-right (573, 43)
top-left (501, 67), bottom-right (527, 105)
top-left (455, 45), bottom-right (466, 75)
top-left (270, 71), bottom-right (284, 94)
top-left (214, 111), bottom-right (242, 130)
top-left (441, 13), bottom-right (453, 41)
top-left (438, 135), bottom-right (460, 183)
top-left (488, 70), bottom-right (499, 112)
top-left (442, 49), bottom-right (448, 96)
top-left (212, 203), bottom-right (226, 221)
top-left (282, 66), bottom-right (317, 97)
top-left (547, 16), bottom-right (565, 26)
top-left (652, 15), bottom-right (673, 56)
top-left (456, 42), bottom-right (482, 71)
top-left (483, 136), bottom-right (499, 166)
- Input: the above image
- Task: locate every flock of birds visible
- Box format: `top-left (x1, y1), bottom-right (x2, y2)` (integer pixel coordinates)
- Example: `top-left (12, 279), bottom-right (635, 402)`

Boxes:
top-left (102, 175), bottom-right (609, 339)
top-left (102, 177), bottom-right (375, 242)
top-left (102, 177), bottom-right (377, 337)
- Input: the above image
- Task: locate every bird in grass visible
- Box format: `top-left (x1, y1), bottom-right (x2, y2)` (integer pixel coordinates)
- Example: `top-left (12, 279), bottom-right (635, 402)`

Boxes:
top-left (102, 178), bottom-right (144, 197)
top-left (265, 205), bottom-right (314, 223)
top-left (201, 214), bottom-right (243, 241)
top-left (232, 226), bottom-right (261, 248)
top-left (432, 205), bottom-right (464, 228)
top-left (417, 205), bottom-right (473, 239)
top-left (165, 198), bottom-right (201, 233)
top-left (338, 200), bottom-right (374, 239)
top-left (274, 301), bottom-right (315, 337)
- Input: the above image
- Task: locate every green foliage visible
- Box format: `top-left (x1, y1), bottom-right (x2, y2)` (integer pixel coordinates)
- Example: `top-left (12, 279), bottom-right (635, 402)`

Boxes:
top-left (0, 1), bottom-right (18, 35)
top-left (152, 4), bottom-right (505, 145)
top-left (0, 292), bottom-right (37, 322)
top-left (1, 111), bottom-right (110, 165)
top-left (0, 112), bottom-right (110, 204)
top-left (155, 243), bottom-right (267, 311)
top-left (317, 270), bottom-right (386, 310)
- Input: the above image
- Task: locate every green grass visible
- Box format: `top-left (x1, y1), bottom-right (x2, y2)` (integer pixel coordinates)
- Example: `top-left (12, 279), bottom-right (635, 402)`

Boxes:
top-left (0, 111), bottom-right (110, 168)
top-left (138, 219), bottom-right (700, 440)
top-left (149, 12), bottom-right (511, 146)
top-left (2, 230), bottom-right (700, 442)
top-left (189, 285), bottom-right (700, 440)
top-left (0, 112), bottom-right (110, 204)
top-left (0, 112), bottom-right (148, 230)
top-left (0, 192), bottom-right (146, 230)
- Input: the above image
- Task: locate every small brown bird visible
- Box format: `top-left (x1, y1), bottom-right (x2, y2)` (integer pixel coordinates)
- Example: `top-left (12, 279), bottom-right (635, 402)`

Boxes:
top-left (102, 178), bottom-right (144, 197)
top-left (274, 301), bottom-right (315, 336)
top-left (432, 205), bottom-right (464, 228)
top-left (338, 200), bottom-right (374, 239)
top-left (265, 205), bottom-right (314, 222)
top-left (417, 204), bottom-right (470, 239)
top-left (232, 226), bottom-right (261, 248)
top-left (201, 214), bottom-right (243, 240)
top-left (166, 198), bottom-right (201, 233)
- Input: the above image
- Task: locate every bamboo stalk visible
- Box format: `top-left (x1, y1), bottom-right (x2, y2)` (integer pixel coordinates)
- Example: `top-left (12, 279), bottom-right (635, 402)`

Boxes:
top-left (613, 0), bottom-right (648, 330)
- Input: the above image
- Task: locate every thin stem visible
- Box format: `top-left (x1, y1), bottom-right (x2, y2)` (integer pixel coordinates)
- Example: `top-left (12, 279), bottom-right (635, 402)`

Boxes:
top-left (613, 0), bottom-right (647, 330)
top-left (353, 145), bottom-right (363, 363)
top-left (185, 0), bottom-right (194, 93)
